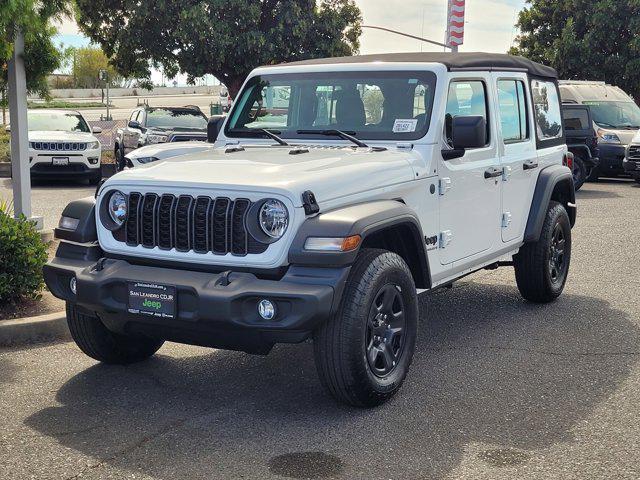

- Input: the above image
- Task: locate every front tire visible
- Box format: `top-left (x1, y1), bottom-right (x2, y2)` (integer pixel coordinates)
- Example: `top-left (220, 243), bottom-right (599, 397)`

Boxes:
top-left (66, 303), bottom-right (164, 364)
top-left (514, 201), bottom-right (571, 303)
top-left (313, 249), bottom-right (418, 407)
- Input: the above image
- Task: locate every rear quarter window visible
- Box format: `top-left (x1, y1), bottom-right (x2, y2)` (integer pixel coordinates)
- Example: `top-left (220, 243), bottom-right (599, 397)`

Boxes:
top-left (531, 79), bottom-right (563, 141)
top-left (562, 108), bottom-right (590, 131)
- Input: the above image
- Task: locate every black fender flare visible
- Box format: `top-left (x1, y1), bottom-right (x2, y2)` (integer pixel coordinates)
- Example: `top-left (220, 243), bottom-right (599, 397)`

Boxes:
top-left (289, 200), bottom-right (431, 288)
top-left (54, 196), bottom-right (98, 244)
top-left (523, 164), bottom-right (576, 243)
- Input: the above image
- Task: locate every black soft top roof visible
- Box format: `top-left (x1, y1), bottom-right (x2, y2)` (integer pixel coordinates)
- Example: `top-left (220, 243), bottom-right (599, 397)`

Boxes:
top-left (275, 52), bottom-right (557, 79)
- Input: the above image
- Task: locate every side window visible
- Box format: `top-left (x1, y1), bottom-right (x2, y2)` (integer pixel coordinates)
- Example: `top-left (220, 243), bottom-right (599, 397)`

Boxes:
top-left (446, 80), bottom-right (490, 146)
top-left (531, 79), bottom-right (563, 140)
top-left (562, 108), bottom-right (590, 131)
top-left (129, 110), bottom-right (138, 123)
top-left (497, 80), bottom-right (529, 143)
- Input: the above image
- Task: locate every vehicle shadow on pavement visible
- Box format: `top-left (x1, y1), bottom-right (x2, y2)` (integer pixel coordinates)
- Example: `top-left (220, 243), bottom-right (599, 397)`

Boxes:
top-left (24, 283), bottom-right (639, 479)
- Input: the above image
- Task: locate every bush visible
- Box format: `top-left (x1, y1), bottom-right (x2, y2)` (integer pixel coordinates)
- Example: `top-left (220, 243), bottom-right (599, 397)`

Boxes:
top-left (0, 126), bottom-right (9, 163)
top-left (0, 202), bottom-right (48, 303)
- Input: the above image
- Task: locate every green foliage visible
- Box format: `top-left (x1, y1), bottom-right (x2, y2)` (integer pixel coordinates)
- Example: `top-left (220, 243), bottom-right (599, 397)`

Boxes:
top-left (510, 0), bottom-right (640, 99)
top-left (75, 0), bottom-right (362, 97)
top-left (0, 126), bottom-right (9, 162)
top-left (0, 202), bottom-right (48, 303)
top-left (0, 0), bottom-right (71, 99)
top-left (65, 46), bottom-right (122, 89)
top-left (363, 88), bottom-right (384, 124)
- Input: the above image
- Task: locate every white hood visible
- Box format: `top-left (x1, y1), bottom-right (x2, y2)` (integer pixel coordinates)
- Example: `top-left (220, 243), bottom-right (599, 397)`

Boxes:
top-left (630, 130), bottom-right (640, 145)
top-left (105, 145), bottom-right (416, 206)
top-left (126, 141), bottom-right (216, 160)
top-left (28, 130), bottom-right (98, 143)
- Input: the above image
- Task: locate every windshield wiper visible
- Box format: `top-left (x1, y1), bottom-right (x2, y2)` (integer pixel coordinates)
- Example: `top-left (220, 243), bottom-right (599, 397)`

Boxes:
top-left (227, 127), bottom-right (289, 146)
top-left (297, 129), bottom-right (369, 148)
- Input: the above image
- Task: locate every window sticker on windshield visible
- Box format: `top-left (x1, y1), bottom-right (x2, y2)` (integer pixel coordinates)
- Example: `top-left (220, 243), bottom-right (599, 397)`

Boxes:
top-left (393, 119), bottom-right (418, 133)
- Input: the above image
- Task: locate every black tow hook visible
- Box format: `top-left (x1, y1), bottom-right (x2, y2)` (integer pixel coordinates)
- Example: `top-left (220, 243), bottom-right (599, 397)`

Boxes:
top-left (215, 270), bottom-right (232, 287)
top-left (92, 258), bottom-right (108, 272)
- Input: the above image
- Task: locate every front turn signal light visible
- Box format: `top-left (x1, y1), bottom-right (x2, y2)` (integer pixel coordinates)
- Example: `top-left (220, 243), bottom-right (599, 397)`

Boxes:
top-left (304, 235), bottom-right (361, 252)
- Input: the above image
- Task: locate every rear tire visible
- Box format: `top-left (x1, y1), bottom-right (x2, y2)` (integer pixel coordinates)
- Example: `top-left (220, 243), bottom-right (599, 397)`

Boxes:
top-left (115, 145), bottom-right (126, 171)
top-left (572, 155), bottom-right (587, 191)
top-left (313, 249), bottom-right (418, 407)
top-left (66, 303), bottom-right (164, 364)
top-left (514, 201), bottom-right (571, 303)
top-left (586, 164), bottom-right (600, 182)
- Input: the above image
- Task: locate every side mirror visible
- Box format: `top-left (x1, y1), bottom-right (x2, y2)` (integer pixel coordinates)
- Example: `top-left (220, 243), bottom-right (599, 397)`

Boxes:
top-left (207, 115), bottom-right (224, 143)
top-left (92, 126), bottom-right (102, 134)
top-left (4, 124), bottom-right (9, 132)
top-left (451, 115), bottom-right (487, 149)
top-left (128, 120), bottom-right (141, 129)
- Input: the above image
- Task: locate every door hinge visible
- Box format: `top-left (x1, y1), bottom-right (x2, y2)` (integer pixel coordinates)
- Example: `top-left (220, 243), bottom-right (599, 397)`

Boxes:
top-left (502, 166), bottom-right (512, 181)
top-left (502, 212), bottom-right (512, 228)
top-left (439, 177), bottom-right (452, 195)
top-left (439, 230), bottom-right (453, 248)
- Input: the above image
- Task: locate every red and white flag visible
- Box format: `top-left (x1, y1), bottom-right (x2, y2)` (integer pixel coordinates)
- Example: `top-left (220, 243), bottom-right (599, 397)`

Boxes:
top-left (446, 0), bottom-right (465, 47)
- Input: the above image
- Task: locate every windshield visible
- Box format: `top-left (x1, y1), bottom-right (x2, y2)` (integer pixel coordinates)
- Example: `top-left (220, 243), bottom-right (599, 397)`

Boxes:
top-left (28, 112), bottom-right (90, 133)
top-left (582, 101), bottom-right (640, 129)
top-left (146, 109), bottom-right (208, 130)
top-left (226, 71), bottom-right (437, 141)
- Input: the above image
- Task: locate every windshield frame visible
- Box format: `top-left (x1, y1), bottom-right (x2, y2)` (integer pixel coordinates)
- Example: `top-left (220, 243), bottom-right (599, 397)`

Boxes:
top-left (27, 111), bottom-right (91, 133)
top-left (224, 70), bottom-right (438, 142)
top-left (581, 100), bottom-right (640, 129)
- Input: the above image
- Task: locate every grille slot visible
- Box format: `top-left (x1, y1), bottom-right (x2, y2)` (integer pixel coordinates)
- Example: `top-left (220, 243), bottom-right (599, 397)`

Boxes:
top-left (31, 141), bottom-right (87, 151)
top-left (119, 193), bottom-right (265, 256)
top-left (629, 146), bottom-right (640, 160)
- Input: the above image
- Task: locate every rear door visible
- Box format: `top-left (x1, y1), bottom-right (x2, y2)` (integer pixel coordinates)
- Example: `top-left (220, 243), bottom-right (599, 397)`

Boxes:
top-left (492, 74), bottom-right (538, 243)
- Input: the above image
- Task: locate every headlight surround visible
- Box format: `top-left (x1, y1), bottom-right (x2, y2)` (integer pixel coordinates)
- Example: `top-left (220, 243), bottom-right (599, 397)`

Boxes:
top-left (87, 141), bottom-right (100, 150)
top-left (146, 134), bottom-right (168, 144)
top-left (258, 199), bottom-right (289, 239)
top-left (107, 190), bottom-right (128, 226)
top-left (135, 156), bottom-right (159, 165)
top-left (597, 129), bottom-right (621, 144)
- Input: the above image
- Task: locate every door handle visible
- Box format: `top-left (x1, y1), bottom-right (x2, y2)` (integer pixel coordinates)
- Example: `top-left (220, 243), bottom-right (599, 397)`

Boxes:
top-left (484, 167), bottom-right (504, 179)
top-left (523, 160), bottom-right (539, 170)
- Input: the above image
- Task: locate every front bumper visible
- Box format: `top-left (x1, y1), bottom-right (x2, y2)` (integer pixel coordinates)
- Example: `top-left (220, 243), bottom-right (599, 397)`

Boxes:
top-left (623, 157), bottom-right (640, 178)
top-left (44, 255), bottom-right (348, 354)
top-left (597, 144), bottom-right (627, 174)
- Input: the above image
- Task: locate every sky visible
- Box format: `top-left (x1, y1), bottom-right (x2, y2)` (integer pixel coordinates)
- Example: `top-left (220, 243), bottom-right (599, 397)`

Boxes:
top-left (53, 0), bottom-right (528, 86)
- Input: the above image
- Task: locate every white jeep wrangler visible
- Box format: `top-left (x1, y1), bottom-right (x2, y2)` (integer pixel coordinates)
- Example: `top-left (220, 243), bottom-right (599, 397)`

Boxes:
top-left (45, 53), bottom-right (576, 407)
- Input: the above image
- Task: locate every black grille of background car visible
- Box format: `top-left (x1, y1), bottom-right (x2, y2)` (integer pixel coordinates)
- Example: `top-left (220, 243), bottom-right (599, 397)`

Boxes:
top-left (169, 134), bottom-right (207, 142)
top-left (120, 192), bottom-right (267, 256)
top-left (628, 145), bottom-right (640, 160)
top-left (30, 142), bottom-right (88, 151)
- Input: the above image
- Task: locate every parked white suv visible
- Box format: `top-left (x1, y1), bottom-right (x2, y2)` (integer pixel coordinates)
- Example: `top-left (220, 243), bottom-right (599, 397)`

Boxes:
top-left (24, 109), bottom-right (102, 184)
top-left (45, 53), bottom-right (576, 407)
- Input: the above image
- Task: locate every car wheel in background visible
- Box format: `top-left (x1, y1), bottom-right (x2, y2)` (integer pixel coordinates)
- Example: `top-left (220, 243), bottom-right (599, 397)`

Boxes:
top-left (572, 155), bottom-right (587, 191)
top-left (313, 248), bottom-right (418, 407)
top-left (115, 145), bottom-right (125, 171)
top-left (586, 164), bottom-right (600, 182)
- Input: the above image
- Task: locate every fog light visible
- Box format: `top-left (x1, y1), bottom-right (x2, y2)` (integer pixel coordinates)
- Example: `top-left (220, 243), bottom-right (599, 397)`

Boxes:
top-left (258, 299), bottom-right (276, 320)
top-left (88, 157), bottom-right (99, 165)
top-left (69, 277), bottom-right (77, 295)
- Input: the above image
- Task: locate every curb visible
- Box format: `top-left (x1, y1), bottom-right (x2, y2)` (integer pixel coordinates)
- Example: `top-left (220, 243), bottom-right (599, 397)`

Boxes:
top-left (0, 311), bottom-right (69, 347)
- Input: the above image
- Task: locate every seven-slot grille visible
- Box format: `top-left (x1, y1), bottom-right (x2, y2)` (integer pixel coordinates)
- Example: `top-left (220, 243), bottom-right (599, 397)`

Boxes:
top-left (30, 142), bottom-right (88, 151)
top-left (628, 145), bottom-right (640, 160)
top-left (121, 192), bottom-right (262, 256)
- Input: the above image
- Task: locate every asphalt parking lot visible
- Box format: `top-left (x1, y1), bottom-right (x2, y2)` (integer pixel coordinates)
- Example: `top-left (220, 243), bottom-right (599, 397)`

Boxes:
top-left (1, 179), bottom-right (639, 479)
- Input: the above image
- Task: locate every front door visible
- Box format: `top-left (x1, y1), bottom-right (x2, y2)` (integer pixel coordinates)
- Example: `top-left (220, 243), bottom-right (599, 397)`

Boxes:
top-left (438, 76), bottom-right (502, 265)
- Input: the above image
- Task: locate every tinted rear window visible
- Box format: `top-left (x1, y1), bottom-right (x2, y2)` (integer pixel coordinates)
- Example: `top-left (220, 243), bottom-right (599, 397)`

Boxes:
top-left (562, 108), bottom-right (590, 131)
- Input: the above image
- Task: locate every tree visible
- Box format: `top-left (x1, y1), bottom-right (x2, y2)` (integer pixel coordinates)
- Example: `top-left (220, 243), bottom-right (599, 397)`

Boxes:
top-left (66, 46), bottom-right (122, 89)
top-left (510, 0), bottom-right (640, 100)
top-left (75, 0), bottom-right (362, 97)
top-left (1, 0), bottom-right (70, 121)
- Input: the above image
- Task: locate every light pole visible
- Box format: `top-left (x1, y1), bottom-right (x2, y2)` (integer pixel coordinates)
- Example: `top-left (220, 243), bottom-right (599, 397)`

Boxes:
top-left (361, 25), bottom-right (455, 51)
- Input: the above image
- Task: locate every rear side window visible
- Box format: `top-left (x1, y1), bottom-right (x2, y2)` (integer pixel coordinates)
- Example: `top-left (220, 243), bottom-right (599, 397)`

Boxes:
top-left (531, 79), bottom-right (563, 140)
top-left (497, 80), bottom-right (529, 143)
top-left (445, 80), bottom-right (490, 146)
top-left (562, 108), bottom-right (590, 131)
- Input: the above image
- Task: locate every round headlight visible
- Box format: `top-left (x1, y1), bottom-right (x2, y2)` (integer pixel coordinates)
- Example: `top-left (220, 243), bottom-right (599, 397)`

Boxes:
top-left (108, 191), bottom-right (128, 225)
top-left (259, 199), bottom-right (289, 239)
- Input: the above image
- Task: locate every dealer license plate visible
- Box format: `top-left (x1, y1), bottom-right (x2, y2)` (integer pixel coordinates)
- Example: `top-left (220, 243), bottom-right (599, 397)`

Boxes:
top-left (52, 157), bottom-right (69, 166)
top-left (128, 282), bottom-right (176, 319)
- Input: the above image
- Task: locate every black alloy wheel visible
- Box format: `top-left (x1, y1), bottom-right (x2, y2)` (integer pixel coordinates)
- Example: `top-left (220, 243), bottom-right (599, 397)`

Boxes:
top-left (366, 284), bottom-right (407, 378)
top-left (548, 222), bottom-right (568, 285)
